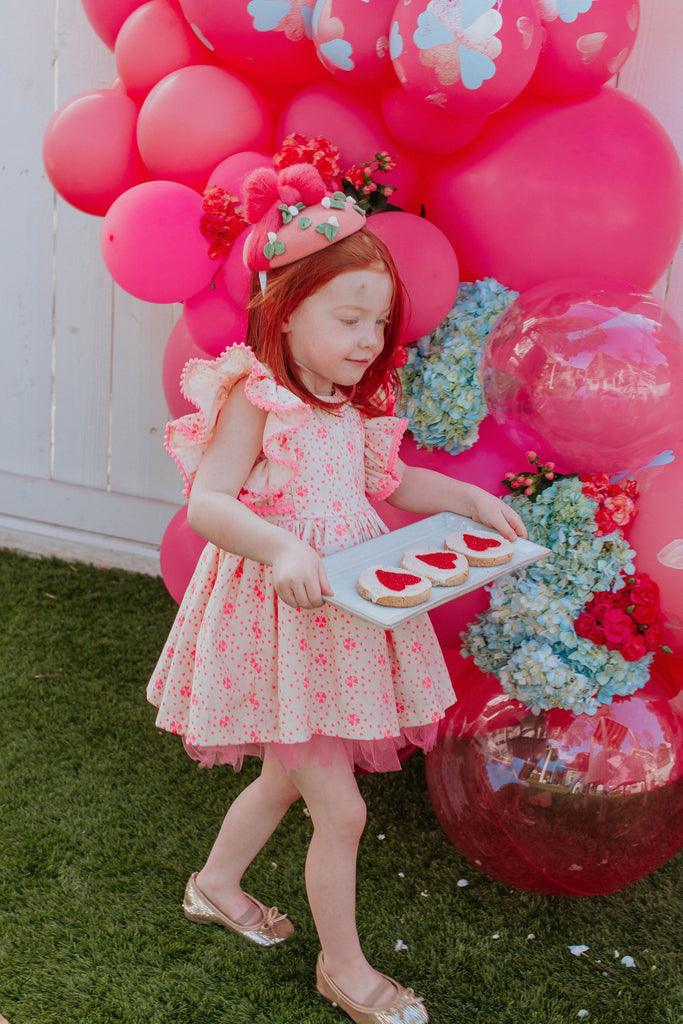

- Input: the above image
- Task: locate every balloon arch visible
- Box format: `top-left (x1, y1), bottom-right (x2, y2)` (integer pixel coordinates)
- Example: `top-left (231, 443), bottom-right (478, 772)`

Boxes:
top-left (44, 0), bottom-right (683, 894)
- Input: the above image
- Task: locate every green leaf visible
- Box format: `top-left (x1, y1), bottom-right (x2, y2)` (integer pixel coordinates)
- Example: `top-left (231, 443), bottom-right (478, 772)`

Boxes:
top-left (263, 238), bottom-right (286, 259)
top-left (298, 215), bottom-right (312, 229)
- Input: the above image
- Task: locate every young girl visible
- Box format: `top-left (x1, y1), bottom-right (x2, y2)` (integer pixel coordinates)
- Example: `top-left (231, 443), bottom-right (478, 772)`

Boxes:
top-left (148, 162), bottom-right (526, 1024)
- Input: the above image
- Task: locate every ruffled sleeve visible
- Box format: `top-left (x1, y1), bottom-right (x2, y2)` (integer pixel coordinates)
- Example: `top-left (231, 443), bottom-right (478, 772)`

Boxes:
top-left (166, 344), bottom-right (310, 497)
top-left (363, 415), bottom-right (408, 500)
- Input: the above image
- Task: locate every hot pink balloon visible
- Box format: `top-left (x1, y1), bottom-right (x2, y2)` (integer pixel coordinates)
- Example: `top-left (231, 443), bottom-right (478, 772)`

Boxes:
top-left (177, 0), bottom-right (323, 84)
top-left (312, 0), bottom-right (395, 87)
top-left (81, 0), bottom-right (147, 49)
top-left (115, 0), bottom-right (215, 103)
top-left (163, 314), bottom-right (207, 418)
top-left (381, 81), bottom-right (487, 155)
top-left (627, 444), bottom-right (683, 657)
top-left (367, 212), bottom-right (459, 343)
top-left (207, 151), bottom-right (274, 195)
top-left (222, 227), bottom-right (252, 309)
top-left (480, 278), bottom-right (683, 476)
top-left (137, 65), bottom-right (273, 191)
top-left (42, 89), bottom-right (149, 216)
top-left (528, 0), bottom-right (640, 98)
top-left (425, 87), bottom-right (683, 293)
top-left (277, 81), bottom-right (421, 213)
top-left (101, 180), bottom-right (216, 302)
top-left (390, 0), bottom-right (542, 118)
top-left (184, 275), bottom-right (248, 356)
top-left (160, 505), bottom-right (207, 603)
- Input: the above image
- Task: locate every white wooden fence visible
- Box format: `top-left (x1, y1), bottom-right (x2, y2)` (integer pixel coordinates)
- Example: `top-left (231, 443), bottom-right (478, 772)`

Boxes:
top-left (1, 0), bottom-right (682, 575)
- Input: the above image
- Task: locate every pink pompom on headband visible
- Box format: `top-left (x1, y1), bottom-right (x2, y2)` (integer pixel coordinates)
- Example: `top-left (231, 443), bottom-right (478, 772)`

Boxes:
top-left (242, 163), bottom-right (367, 272)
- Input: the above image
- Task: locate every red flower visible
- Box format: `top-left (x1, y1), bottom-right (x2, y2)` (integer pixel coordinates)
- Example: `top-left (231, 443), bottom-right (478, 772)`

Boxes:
top-left (574, 611), bottom-right (597, 639)
top-left (632, 602), bottom-right (658, 626)
top-left (200, 186), bottom-right (247, 260)
top-left (602, 608), bottom-right (637, 645)
top-left (274, 132), bottom-right (342, 188)
top-left (643, 623), bottom-right (665, 648)
top-left (620, 636), bottom-right (650, 662)
top-left (630, 576), bottom-right (659, 605)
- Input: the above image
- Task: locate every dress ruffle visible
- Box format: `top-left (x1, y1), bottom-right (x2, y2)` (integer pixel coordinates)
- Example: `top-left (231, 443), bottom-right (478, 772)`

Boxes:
top-left (363, 416), bottom-right (408, 500)
top-left (166, 344), bottom-right (311, 499)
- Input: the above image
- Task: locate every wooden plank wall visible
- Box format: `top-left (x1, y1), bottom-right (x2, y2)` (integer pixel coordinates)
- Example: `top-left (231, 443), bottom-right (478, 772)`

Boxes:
top-left (1, 0), bottom-right (681, 574)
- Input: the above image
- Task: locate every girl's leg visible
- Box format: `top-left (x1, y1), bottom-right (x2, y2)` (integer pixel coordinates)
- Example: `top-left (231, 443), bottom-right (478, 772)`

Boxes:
top-left (195, 752), bottom-right (301, 924)
top-left (291, 754), bottom-right (396, 1008)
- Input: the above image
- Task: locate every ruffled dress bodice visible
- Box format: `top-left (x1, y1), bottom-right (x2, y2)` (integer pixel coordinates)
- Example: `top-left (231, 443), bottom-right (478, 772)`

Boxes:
top-left (148, 346), bottom-right (454, 772)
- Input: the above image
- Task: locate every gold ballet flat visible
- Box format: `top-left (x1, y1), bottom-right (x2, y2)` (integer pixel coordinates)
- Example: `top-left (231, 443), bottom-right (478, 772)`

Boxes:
top-left (182, 872), bottom-right (294, 946)
top-left (316, 952), bottom-right (429, 1024)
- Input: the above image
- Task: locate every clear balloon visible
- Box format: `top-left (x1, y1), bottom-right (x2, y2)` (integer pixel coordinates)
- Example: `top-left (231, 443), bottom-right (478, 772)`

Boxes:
top-left (177, 0), bottom-right (324, 84)
top-left (160, 505), bottom-right (207, 603)
top-left (43, 89), bottom-right (149, 216)
top-left (480, 278), bottom-right (683, 475)
top-left (101, 180), bottom-right (216, 302)
top-left (276, 81), bottom-right (421, 213)
top-left (380, 82), bottom-right (487, 155)
top-left (162, 314), bottom-right (206, 418)
top-left (390, 0), bottom-right (542, 118)
top-left (425, 88), bottom-right (683, 293)
top-left (364, 212), bottom-right (459, 343)
top-left (137, 65), bottom-right (273, 191)
top-left (183, 274), bottom-right (248, 356)
top-left (528, 0), bottom-right (640, 99)
top-left (312, 0), bottom-right (395, 87)
top-left (115, 0), bottom-right (215, 103)
top-left (628, 443), bottom-right (683, 657)
top-left (426, 654), bottom-right (683, 894)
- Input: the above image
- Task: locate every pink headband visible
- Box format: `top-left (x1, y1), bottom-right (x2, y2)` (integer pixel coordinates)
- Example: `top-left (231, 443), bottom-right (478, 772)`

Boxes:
top-left (242, 163), bottom-right (367, 273)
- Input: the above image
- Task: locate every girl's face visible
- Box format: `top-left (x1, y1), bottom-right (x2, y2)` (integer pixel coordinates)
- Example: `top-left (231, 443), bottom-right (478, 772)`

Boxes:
top-left (281, 265), bottom-right (393, 397)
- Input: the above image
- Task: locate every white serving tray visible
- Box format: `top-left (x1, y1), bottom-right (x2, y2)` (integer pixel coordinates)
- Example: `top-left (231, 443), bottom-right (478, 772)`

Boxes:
top-left (322, 512), bottom-right (551, 630)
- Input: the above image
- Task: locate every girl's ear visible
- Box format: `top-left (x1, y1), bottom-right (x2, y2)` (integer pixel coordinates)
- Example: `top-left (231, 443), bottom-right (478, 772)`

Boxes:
top-left (281, 319), bottom-right (291, 334)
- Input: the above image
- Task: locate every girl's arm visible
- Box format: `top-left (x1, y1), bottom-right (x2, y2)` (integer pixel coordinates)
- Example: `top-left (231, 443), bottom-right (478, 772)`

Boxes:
top-left (187, 381), bottom-right (333, 608)
top-left (386, 460), bottom-right (528, 542)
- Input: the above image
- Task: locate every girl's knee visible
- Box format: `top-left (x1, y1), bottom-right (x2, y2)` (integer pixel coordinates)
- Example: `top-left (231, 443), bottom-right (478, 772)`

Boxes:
top-left (315, 788), bottom-right (367, 842)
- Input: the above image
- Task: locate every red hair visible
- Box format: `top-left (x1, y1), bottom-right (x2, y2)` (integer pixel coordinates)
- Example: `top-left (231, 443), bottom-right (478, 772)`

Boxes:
top-left (245, 227), bottom-right (406, 417)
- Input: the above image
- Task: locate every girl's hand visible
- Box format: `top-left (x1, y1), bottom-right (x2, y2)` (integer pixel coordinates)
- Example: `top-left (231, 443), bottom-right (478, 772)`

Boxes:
top-left (469, 490), bottom-right (528, 542)
top-left (272, 541), bottom-right (334, 609)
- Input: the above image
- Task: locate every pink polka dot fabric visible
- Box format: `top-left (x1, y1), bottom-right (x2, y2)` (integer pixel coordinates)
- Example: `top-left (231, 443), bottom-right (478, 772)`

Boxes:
top-left (147, 346), bottom-right (455, 772)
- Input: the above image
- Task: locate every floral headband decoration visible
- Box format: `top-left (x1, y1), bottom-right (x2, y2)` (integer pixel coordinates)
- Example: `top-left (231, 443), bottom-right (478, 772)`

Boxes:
top-left (198, 133), bottom-right (402, 278)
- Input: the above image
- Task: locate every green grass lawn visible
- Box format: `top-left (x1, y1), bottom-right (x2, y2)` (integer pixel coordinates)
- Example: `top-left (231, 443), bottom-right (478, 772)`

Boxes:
top-left (1, 549), bottom-right (681, 1024)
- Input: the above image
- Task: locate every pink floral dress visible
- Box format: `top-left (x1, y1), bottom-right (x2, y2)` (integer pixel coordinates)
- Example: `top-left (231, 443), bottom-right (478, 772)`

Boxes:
top-left (147, 346), bottom-right (454, 772)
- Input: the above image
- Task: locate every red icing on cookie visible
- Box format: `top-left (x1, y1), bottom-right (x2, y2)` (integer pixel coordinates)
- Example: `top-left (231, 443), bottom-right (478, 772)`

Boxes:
top-left (376, 569), bottom-right (422, 591)
top-left (463, 534), bottom-right (501, 551)
top-left (416, 552), bottom-right (460, 570)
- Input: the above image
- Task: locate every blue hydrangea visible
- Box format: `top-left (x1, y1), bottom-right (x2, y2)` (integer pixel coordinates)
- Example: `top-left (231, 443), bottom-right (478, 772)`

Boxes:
top-left (461, 477), bottom-right (644, 715)
top-left (397, 278), bottom-right (518, 454)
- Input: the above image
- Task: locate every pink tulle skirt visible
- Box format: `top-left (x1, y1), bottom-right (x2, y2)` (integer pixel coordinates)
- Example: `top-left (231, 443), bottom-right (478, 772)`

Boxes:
top-left (183, 723), bottom-right (440, 774)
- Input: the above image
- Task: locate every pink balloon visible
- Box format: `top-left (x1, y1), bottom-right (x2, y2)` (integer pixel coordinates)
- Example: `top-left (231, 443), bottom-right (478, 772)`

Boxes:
top-left (312, 0), bottom-right (395, 87)
top-left (115, 0), bottom-right (215, 103)
top-left (101, 180), bottom-right (216, 302)
top-left (42, 89), bottom-right (149, 216)
top-left (480, 278), bottom-right (683, 475)
top-left (137, 65), bottom-right (273, 191)
top-left (163, 314), bottom-right (206, 418)
top-left (528, 0), bottom-right (640, 98)
top-left (425, 88), bottom-right (683, 293)
top-left (207, 151), bottom-right (274, 195)
top-left (367, 212), bottom-right (459, 343)
top-left (160, 505), bottom-right (207, 603)
top-left (184, 274), bottom-right (248, 356)
top-left (81, 0), bottom-right (147, 49)
top-left (277, 81), bottom-right (421, 213)
top-left (627, 444), bottom-right (683, 657)
top-left (177, 0), bottom-right (323, 84)
top-left (391, 0), bottom-right (542, 118)
top-left (381, 82), bottom-right (487, 155)
top-left (222, 227), bottom-right (251, 308)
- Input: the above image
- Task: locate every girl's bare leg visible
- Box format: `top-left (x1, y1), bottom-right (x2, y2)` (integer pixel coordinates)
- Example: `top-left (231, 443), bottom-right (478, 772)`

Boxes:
top-left (195, 752), bottom-right (301, 923)
top-left (291, 754), bottom-right (395, 1007)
